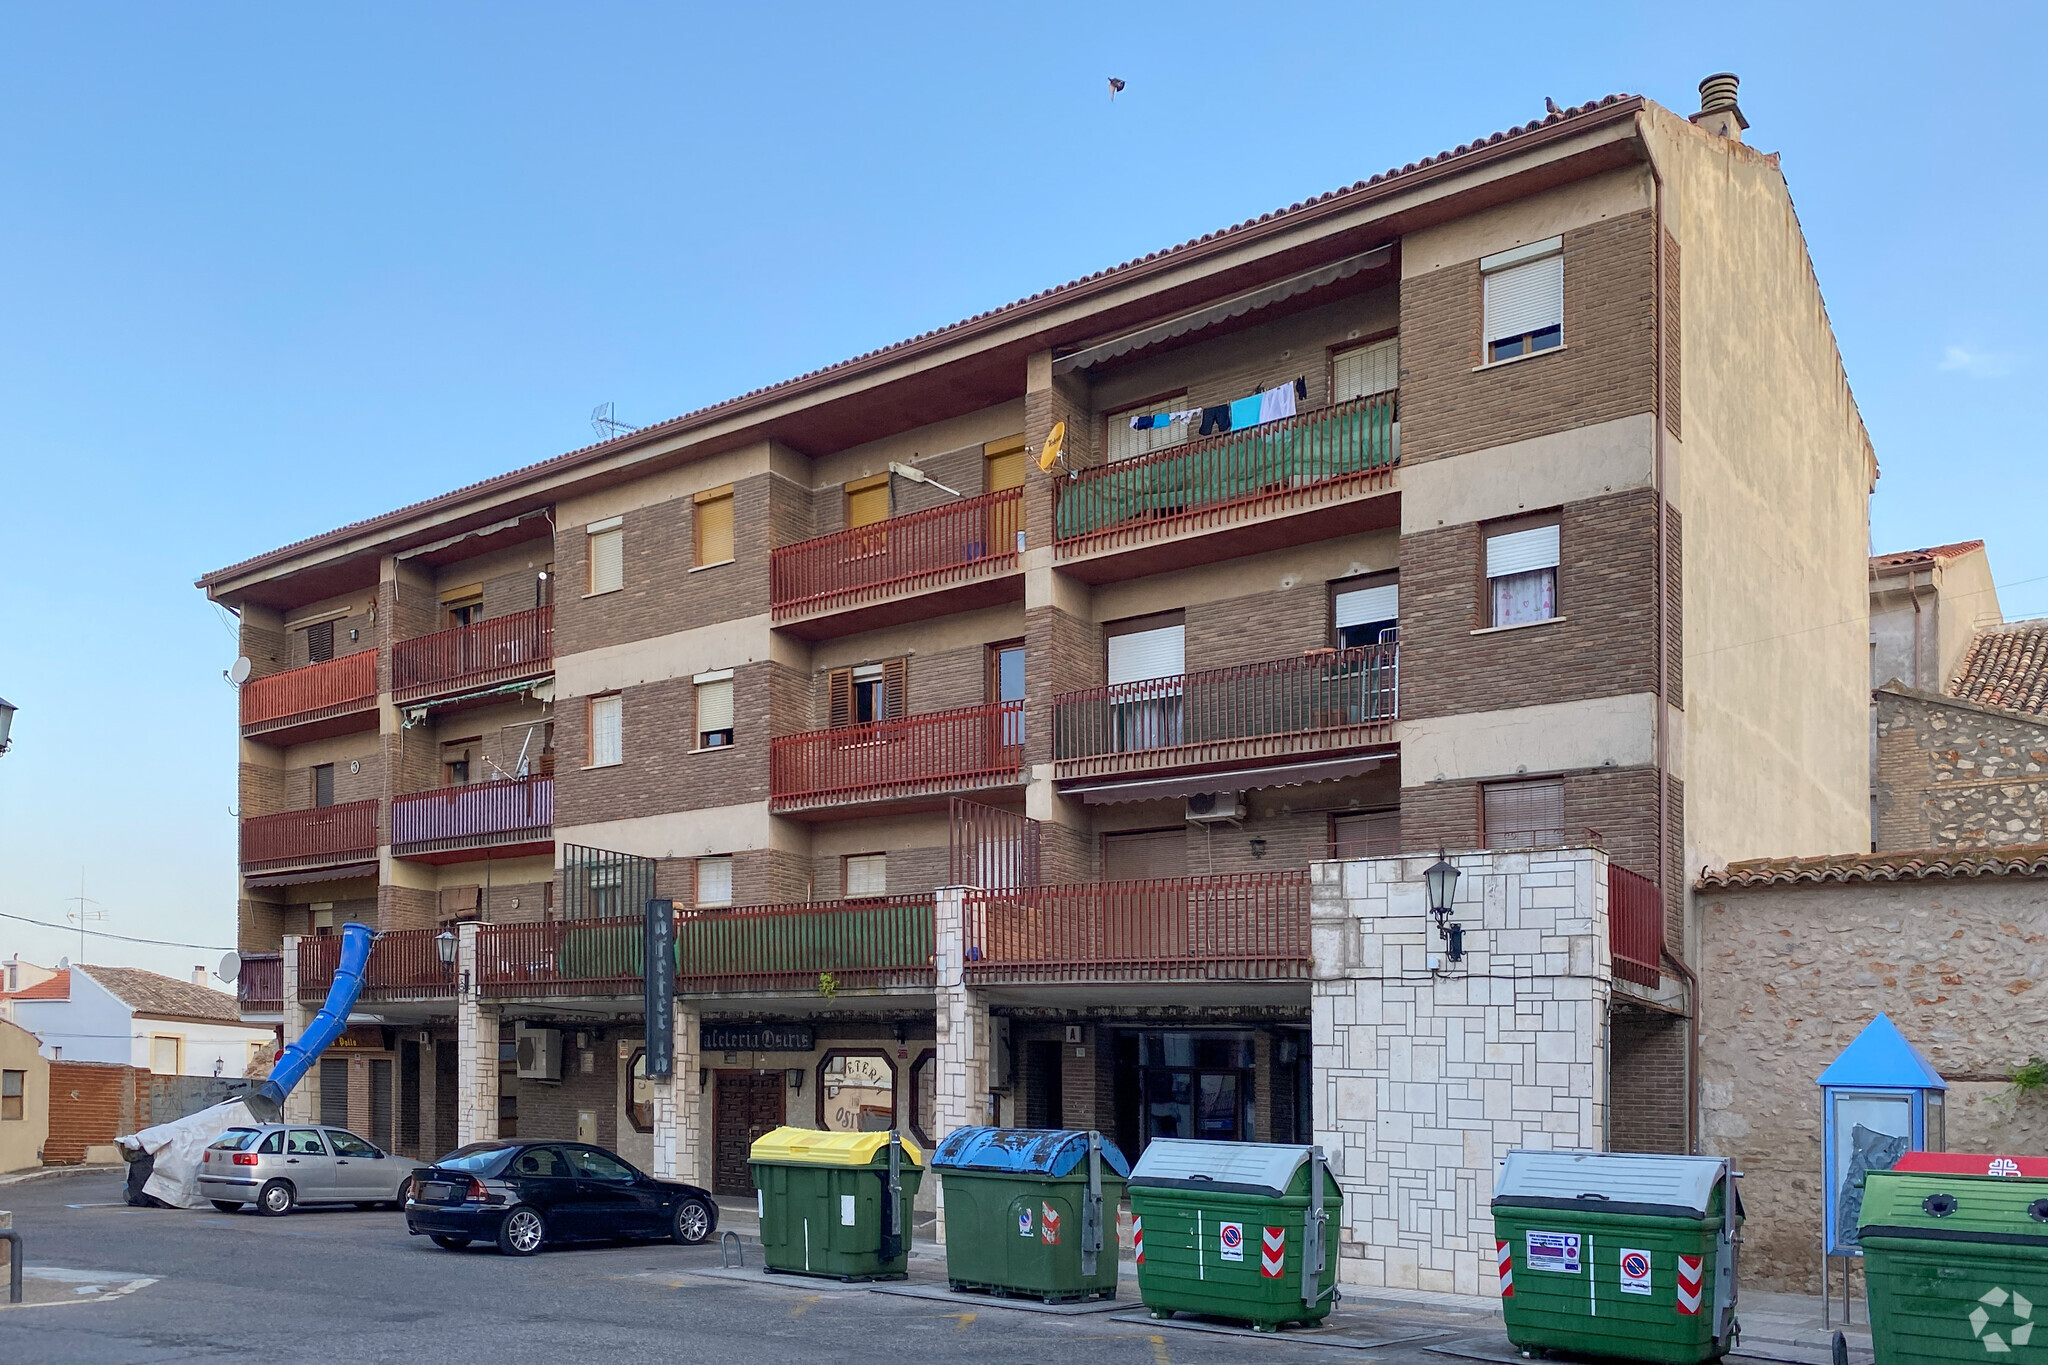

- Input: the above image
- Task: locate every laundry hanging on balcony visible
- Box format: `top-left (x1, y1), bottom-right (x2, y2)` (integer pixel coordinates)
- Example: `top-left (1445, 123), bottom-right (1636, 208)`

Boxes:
top-left (1128, 378), bottom-right (1304, 436)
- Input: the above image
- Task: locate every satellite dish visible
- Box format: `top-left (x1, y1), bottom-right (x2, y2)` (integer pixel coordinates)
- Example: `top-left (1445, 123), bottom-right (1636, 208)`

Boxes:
top-left (1037, 420), bottom-right (1066, 473)
top-left (229, 657), bottom-right (252, 685)
top-left (218, 951), bottom-right (242, 983)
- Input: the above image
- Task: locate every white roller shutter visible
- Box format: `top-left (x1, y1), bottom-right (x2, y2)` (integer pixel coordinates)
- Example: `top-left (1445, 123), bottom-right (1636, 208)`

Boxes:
top-left (844, 853), bottom-right (888, 899)
top-left (588, 527), bottom-right (624, 593)
top-left (1107, 625), bottom-right (1185, 685)
top-left (1332, 338), bottom-right (1399, 400)
top-left (695, 678), bottom-right (734, 734)
top-left (1334, 584), bottom-right (1398, 628)
top-left (589, 695), bottom-right (622, 766)
top-left (1486, 525), bottom-right (1560, 578)
top-left (1483, 249), bottom-right (1563, 346)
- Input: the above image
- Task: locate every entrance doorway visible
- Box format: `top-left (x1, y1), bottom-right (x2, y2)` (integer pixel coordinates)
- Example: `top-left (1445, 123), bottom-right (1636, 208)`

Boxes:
top-left (1110, 1030), bottom-right (1256, 1161)
top-left (714, 1072), bottom-right (787, 1196)
top-left (1023, 1040), bottom-right (1064, 1129)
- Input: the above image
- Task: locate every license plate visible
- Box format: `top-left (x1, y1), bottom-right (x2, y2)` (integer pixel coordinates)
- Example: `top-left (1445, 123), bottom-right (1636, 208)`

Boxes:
top-left (419, 1182), bottom-right (456, 1202)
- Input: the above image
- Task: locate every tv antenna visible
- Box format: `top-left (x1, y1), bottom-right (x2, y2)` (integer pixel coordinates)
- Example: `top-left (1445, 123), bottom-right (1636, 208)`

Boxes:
top-left (64, 870), bottom-right (107, 966)
top-left (591, 403), bottom-right (640, 441)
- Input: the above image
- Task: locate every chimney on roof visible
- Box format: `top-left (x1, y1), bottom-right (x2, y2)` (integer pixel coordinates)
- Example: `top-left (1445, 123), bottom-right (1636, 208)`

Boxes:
top-left (193, 965), bottom-right (208, 986)
top-left (1691, 72), bottom-right (1748, 142)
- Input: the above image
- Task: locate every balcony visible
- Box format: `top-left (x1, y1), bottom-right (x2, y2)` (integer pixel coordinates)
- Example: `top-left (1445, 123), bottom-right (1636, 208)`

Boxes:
top-left (1608, 864), bottom-right (1664, 988)
top-left (236, 953), bottom-right (283, 1014)
top-left (239, 799), bottom-right (379, 876)
top-left (477, 917), bottom-right (653, 1000)
top-left (1054, 645), bottom-right (1396, 786)
top-left (1054, 393), bottom-right (1399, 581)
top-left (771, 488), bottom-right (1024, 638)
top-left (392, 606), bottom-right (553, 705)
top-left (675, 897), bottom-right (935, 996)
top-left (964, 871), bottom-right (1309, 985)
top-left (239, 652), bottom-right (379, 744)
top-left (769, 701), bottom-right (1026, 815)
top-left (298, 929), bottom-right (456, 1004)
top-left (392, 775), bottom-right (552, 863)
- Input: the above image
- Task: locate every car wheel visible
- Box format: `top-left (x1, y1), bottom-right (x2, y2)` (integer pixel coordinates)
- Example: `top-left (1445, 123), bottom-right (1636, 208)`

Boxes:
top-left (497, 1205), bottom-right (545, 1256)
top-left (670, 1197), bottom-right (713, 1246)
top-left (210, 1200), bottom-right (242, 1213)
top-left (430, 1234), bottom-right (472, 1250)
top-left (257, 1180), bottom-right (295, 1216)
top-left (394, 1176), bottom-right (412, 1209)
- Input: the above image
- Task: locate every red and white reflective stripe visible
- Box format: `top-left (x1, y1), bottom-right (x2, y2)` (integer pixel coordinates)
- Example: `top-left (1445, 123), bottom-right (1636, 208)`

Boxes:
top-left (1261, 1226), bottom-right (1286, 1278)
top-left (1133, 1216), bottom-right (1144, 1265)
top-left (1497, 1240), bottom-right (1514, 1297)
top-left (1676, 1255), bottom-right (1703, 1315)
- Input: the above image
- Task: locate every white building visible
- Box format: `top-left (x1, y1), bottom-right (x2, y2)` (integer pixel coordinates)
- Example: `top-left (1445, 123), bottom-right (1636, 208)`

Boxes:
top-left (10, 965), bottom-right (274, 1077)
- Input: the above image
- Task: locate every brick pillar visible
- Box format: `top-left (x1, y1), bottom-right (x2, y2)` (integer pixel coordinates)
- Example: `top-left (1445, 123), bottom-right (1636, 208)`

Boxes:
top-left (279, 936), bottom-right (317, 1123)
top-left (650, 1002), bottom-right (702, 1184)
top-left (456, 922), bottom-right (499, 1145)
top-left (933, 885), bottom-right (992, 1246)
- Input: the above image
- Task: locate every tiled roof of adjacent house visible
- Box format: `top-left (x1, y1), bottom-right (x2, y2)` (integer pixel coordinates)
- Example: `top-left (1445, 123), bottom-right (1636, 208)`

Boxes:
top-left (1947, 620), bottom-right (2048, 716)
top-left (200, 95), bottom-right (1645, 587)
top-left (1699, 845), bottom-right (2048, 888)
top-left (76, 965), bottom-right (242, 1022)
top-left (1869, 540), bottom-right (1984, 570)
top-left (1, 969), bottom-right (70, 1001)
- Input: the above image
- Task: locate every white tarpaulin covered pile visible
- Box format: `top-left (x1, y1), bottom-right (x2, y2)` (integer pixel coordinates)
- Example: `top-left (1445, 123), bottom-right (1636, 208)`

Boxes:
top-left (117, 1100), bottom-right (258, 1209)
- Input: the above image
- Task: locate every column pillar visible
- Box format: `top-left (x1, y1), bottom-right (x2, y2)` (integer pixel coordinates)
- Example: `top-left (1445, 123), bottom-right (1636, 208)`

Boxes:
top-left (278, 935), bottom-right (317, 1123)
top-left (933, 885), bottom-right (992, 1245)
top-left (651, 1001), bottom-right (702, 1183)
top-left (456, 921), bottom-right (499, 1145)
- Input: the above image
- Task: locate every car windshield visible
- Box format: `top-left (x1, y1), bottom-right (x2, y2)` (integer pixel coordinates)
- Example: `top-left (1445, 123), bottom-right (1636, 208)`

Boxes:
top-left (431, 1144), bottom-right (518, 1176)
top-left (207, 1128), bottom-right (260, 1152)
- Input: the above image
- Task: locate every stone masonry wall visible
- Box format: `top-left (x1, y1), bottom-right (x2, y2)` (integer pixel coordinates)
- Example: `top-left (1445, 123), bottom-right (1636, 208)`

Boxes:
top-left (1873, 686), bottom-right (2048, 851)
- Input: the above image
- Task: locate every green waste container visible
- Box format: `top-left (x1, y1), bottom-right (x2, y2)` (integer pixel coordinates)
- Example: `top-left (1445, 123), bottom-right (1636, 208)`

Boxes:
top-left (1859, 1162), bottom-right (2048, 1363)
top-left (748, 1126), bottom-right (924, 1281)
top-left (1492, 1150), bottom-right (1741, 1365)
top-left (931, 1127), bottom-right (1130, 1302)
top-left (1126, 1139), bottom-right (1341, 1332)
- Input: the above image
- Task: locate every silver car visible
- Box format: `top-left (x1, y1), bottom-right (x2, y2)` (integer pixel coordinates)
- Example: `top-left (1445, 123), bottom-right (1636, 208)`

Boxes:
top-left (198, 1123), bottom-right (411, 1215)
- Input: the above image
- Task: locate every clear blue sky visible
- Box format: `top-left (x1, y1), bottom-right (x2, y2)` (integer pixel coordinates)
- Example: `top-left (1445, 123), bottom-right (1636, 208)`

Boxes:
top-left (2, 3), bottom-right (2042, 978)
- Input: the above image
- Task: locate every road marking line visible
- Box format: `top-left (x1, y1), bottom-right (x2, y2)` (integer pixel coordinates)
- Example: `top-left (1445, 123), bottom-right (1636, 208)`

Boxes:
top-left (945, 1311), bottom-right (976, 1333)
top-left (789, 1294), bottom-right (821, 1318)
top-left (1149, 1332), bottom-right (1171, 1364)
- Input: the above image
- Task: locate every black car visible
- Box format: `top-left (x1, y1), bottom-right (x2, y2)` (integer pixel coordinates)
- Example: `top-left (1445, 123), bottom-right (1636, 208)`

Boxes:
top-left (404, 1141), bottom-right (717, 1256)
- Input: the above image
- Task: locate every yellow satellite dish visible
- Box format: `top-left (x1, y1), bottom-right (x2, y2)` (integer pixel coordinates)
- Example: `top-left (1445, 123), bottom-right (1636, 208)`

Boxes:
top-left (1037, 420), bottom-right (1066, 473)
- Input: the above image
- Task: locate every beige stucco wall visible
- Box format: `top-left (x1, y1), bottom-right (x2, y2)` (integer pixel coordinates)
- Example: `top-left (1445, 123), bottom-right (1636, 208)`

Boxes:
top-left (0, 1017), bottom-right (51, 1172)
top-left (1869, 546), bottom-right (2002, 695)
top-left (1643, 106), bottom-right (1875, 880)
top-left (1697, 875), bottom-right (2048, 1290)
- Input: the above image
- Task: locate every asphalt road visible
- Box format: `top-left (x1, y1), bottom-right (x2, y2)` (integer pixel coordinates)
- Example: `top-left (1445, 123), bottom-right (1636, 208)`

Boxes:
top-left (0, 1169), bottom-right (1510, 1364)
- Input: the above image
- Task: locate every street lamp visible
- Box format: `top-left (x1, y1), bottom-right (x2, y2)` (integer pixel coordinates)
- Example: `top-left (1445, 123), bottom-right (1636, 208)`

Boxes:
top-left (0, 696), bottom-right (16, 756)
top-left (435, 929), bottom-right (457, 970)
top-left (1424, 848), bottom-right (1465, 965)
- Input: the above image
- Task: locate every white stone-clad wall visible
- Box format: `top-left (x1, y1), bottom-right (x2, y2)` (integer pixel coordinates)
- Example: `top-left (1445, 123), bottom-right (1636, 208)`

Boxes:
top-left (932, 886), bottom-right (992, 1245)
top-left (1311, 849), bottom-right (1612, 1296)
top-left (455, 923), bottom-right (500, 1147)
top-left (649, 1002), bottom-right (702, 1184)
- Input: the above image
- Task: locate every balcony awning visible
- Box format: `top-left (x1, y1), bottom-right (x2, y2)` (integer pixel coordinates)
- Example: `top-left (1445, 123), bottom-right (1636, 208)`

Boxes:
top-left (244, 861), bottom-right (379, 888)
top-left (1063, 752), bottom-right (1388, 804)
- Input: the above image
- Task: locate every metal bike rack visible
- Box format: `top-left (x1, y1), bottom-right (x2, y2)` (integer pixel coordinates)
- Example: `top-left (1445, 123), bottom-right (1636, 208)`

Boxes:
top-left (719, 1229), bottom-right (745, 1268)
top-left (1, 1228), bottom-right (22, 1304)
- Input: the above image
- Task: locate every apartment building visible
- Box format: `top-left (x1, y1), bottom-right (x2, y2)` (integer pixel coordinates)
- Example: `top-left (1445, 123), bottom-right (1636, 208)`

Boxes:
top-left (200, 77), bottom-right (1873, 1274)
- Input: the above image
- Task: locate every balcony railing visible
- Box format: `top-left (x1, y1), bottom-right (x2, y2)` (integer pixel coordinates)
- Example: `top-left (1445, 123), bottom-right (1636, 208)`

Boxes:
top-left (476, 917), bottom-right (653, 999)
top-left (676, 897), bottom-right (935, 995)
top-left (237, 954), bottom-right (283, 1012)
top-left (239, 652), bottom-right (378, 732)
top-left (1054, 393), bottom-right (1397, 553)
top-left (392, 606), bottom-right (553, 703)
top-left (1054, 645), bottom-right (1396, 779)
top-left (298, 929), bottom-right (456, 1003)
top-left (964, 871), bottom-right (1310, 984)
top-left (239, 799), bottom-right (379, 872)
top-left (769, 701), bottom-right (1026, 812)
top-left (392, 775), bottom-right (552, 855)
top-left (772, 488), bottom-right (1023, 621)
top-left (1608, 864), bottom-right (1664, 988)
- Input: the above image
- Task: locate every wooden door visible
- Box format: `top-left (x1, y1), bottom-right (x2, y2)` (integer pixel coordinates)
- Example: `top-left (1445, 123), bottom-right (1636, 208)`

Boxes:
top-left (985, 440), bottom-right (1025, 554)
top-left (713, 1072), bottom-right (787, 1196)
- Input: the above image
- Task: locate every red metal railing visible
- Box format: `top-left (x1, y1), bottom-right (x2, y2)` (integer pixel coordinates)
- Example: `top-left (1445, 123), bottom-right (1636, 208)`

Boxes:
top-left (239, 799), bottom-right (379, 871)
top-left (476, 917), bottom-right (651, 998)
top-left (392, 775), bottom-right (552, 852)
top-left (392, 606), bottom-right (552, 703)
top-left (675, 898), bottom-right (935, 995)
top-left (964, 871), bottom-right (1310, 984)
top-left (771, 487), bottom-right (1023, 620)
top-left (237, 954), bottom-right (283, 1012)
top-left (1054, 645), bottom-right (1396, 778)
top-left (949, 797), bottom-right (1041, 889)
top-left (1608, 864), bottom-right (1663, 988)
top-left (298, 929), bottom-right (456, 1002)
top-left (769, 701), bottom-right (1026, 811)
top-left (239, 651), bottom-right (378, 730)
top-left (1055, 392), bottom-right (1397, 555)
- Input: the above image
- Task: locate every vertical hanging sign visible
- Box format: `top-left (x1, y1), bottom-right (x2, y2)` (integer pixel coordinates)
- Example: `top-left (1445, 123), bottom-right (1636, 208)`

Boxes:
top-left (644, 898), bottom-right (675, 1078)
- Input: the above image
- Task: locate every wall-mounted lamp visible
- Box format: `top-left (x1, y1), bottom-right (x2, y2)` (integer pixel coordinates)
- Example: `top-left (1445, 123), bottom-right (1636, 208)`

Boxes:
top-left (787, 1068), bottom-right (805, 1093)
top-left (1424, 847), bottom-right (1465, 965)
top-left (698, 1068), bottom-right (710, 1090)
top-left (0, 696), bottom-right (16, 757)
top-left (1249, 836), bottom-right (1268, 860)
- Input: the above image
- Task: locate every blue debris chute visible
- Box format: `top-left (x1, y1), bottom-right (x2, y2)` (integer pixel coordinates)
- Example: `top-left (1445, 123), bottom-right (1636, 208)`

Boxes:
top-left (248, 921), bottom-right (372, 1121)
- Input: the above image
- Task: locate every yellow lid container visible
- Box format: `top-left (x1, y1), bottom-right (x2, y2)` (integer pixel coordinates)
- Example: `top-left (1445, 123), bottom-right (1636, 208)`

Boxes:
top-left (748, 1125), bottom-right (924, 1168)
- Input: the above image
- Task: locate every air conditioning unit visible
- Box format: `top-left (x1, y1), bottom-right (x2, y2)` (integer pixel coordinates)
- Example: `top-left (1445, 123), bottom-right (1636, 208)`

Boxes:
top-left (1185, 792), bottom-right (1245, 824)
top-left (515, 1024), bottom-right (562, 1081)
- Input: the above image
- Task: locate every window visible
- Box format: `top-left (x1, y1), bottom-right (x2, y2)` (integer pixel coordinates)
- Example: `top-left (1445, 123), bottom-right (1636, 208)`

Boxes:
top-left (2, 1069), bottom-right (23, 1121)
top-left (1485, 518), bottom-right (1560, 627)
top-left (312, 763), bottom-right (335, 808)
top-left (150, 1035), bottom-right (182, 1075)
top-left (305, 618), bottom-right (335, 664)
top-left (696, 856), bottom-right (733, 908)
top-left (984, 438), bottom-right (1026, 493)
top-left (258, 1129), bottom-right (285, 1155)
top-left (587, 517), bottom-right (624, 594)
top-left (327, 1128), bottom-right (377, 1157)
top-left (311, 904), bottom-right (335, 935)
top-left (694, 671), bottom-right (735, 748)
top-left (844, 473), bottom-right (890, 530)
top-left (441, 586), bottom-right (484, 628)
top-left (1482, 237), bottom-right (1564, 363)
top-left (1106, 614), bottom-right (1185, 752)
top-left (1483, 778), bottom-right (1566, 850)
top-left (627, 1049), bottom-right (654, 1133)
top-left (844, 853), bottom-right (887, 900)
top-left (989, 641), bottom-right (1026, 748)
top-left (694, 486), bottom-right (735, 566)
top-left (817, 1049), bottom-right (896, 1132)
top-left (1330, 810), bottom-right (1401, 859)
top-left (1332, 337), bottom-right (1399, 400)
top-left (442, 739), bottom-right (475, 786)
top-left (828, 658), bottom-right (907, 729)
top-left (1105, 395), bottom-right (1189, 464)
top-left (589, 694), bottom-right (623, 767)
top-left (1332, 578), bottom-right (1398, 650)
top-left (286, 1128), bottom-right (328, 1156)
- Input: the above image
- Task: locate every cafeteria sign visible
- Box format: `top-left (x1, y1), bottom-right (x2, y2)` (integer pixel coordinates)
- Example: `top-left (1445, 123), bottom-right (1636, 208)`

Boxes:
top-left (700, 1023), bottom-right (816, 1053)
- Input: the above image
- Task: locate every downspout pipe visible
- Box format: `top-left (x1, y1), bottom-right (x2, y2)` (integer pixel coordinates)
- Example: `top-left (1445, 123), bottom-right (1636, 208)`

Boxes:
top-left (249, 921), bottom-right (374, 1122)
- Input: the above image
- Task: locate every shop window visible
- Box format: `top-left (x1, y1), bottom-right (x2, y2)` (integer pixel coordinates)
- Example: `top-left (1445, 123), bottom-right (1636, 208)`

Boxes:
top-left (817, 1049), bottom-right (895, 1132)
top-left (627, 1049), bottom-right (654, 1133)
top-left (908, 1050), bottom-right (937, 1148)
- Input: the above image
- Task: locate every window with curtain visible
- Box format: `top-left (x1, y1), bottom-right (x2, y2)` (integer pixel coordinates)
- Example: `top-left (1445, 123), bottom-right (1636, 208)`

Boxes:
top-left (694, 671), bottom-right (735, 748)
top-left (694, 487), bottom-right (735, 566)
top-left (1104, 396), bottom-right (1189, 464)
top-left (1332, 338), bottom-right (1400, 400)
top-left (695, 856), bottom-right (733, 907)
top-left (843, 853), bottom-right (887, 899)
top-left (1106, 617), bottom-right (1185, 752)
top-left (1483, 778), bottom-right (1566, 850)
top-left (588, 518), bottom-right (624, 593)
top-left (589, 694), bottom-right (623, 767)
top-left (1486, 521), bottom-right (1560, 627)
top-left (1482, 237), bottom-right (1564, 362)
